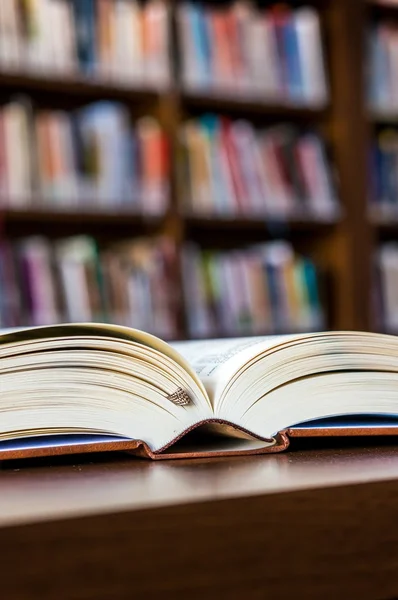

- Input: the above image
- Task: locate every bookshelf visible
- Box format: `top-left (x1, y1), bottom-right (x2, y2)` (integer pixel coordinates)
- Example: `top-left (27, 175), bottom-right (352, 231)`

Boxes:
top-left (0, 0), bottom-right (390, 338)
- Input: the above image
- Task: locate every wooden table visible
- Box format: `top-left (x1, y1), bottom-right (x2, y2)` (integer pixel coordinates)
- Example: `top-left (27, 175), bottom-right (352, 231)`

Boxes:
top-left (2, 438), bottom-right (398, 600)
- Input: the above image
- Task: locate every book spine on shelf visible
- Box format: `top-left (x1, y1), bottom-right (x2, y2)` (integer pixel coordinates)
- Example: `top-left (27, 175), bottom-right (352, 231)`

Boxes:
top-left (178, 1), bottom-right (329, 106)
top-left (0, 98), bottom-right (169, 215)
top-left (376, 243), bottom-right (398, 333)
top-left (371, 128), bottom-right (398, 212)
top-left (0, 0), bottom-right (170, 88)
top-left (181, 241), bottom-right (325, 338)
top-left (180, 116), bottom-right (338, 219)
top-left (0, 235), bottom-right (179, 338)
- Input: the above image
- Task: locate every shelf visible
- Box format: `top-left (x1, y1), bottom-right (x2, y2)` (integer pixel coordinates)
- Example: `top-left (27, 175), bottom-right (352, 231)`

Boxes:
top-left (180, 90), bottom-right (329, 119)
top-left (369, 206), bottom-right (398, 231)
top-left (0, 207), bottom-right (165, 228)
top-left (184, 211), bottom-right (340, 232)
top-left (0, 69), bottom-right (165, 101)
top-left (369, 109), bottom-right (398, 124)
top-left (367, 0), bottom-right (398, 12)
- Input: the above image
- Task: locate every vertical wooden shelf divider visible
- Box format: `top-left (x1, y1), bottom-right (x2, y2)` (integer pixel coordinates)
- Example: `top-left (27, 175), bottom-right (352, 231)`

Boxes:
top-left (323, 0), bottom-right (374, 330)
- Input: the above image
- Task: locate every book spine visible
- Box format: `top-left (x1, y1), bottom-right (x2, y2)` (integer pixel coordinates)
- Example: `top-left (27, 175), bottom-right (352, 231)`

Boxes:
top-left (181, 241), bottom-right (325, 337)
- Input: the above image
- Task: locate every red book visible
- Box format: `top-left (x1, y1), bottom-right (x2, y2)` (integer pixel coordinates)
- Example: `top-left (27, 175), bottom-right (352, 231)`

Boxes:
top-left (220, 118), bottom-right (247, 213)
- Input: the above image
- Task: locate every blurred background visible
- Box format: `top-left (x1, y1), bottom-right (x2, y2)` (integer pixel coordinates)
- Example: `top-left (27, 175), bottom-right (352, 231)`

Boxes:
top-left (0, 0), bottom-right (395, 340)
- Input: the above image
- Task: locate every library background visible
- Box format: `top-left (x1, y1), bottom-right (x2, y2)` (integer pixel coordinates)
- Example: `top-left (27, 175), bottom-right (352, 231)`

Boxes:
top-left (0, 0), bottom-right (396, 341)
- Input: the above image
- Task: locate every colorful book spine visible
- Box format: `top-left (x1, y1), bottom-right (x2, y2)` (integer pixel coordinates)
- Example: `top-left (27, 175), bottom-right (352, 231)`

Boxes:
top-left (0, 236), bottom-right (178, 339)
top-left (368, 23), bottom-right (398, 114)
top-left (0, 98), bottom-right (169, 214)
top-left (177, 1), bottom-right (328, 106)
top-left (376, 243), bottom-right (398, 333)
top-left (0, 0), bottom-right (170, 87)
top-left (182, 241), bottom-right (325, 338)
top-left (370, 128), bottom-right (398, 214)
top-left (181, 116), bottom-right (338, 219)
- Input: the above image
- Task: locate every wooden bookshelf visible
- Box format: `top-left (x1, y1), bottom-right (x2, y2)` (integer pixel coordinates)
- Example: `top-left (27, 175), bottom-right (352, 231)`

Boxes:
top-left (0, 69), bottom-right (166, 101)
top-left (0, 0), bottom-right (387, 336)
top-left (184, 213), bottom-right (340, 231)
top-left (180, 90), bottom-right (329, 119)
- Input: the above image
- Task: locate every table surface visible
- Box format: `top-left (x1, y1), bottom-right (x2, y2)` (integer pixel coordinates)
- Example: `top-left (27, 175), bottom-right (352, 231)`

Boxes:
top-left (2, 438), bottom-right (398, 527)
top-left (3, 439), bottom-right (398, 600)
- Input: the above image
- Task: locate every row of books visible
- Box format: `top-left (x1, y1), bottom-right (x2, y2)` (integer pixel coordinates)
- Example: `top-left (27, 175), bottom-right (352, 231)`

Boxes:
top-left (0, 236), bottom-right (325, 339)
top-left (371, 128), bottom-right (398, 211)
top-left (181, 117), bottom-right (338, 218)
top-left (368, 24), bottom-right (398, 113)
top-left (0, 99), bottom-right (169, 214)
top-left (177, 3), bottom-right (328, 106)
top-left (376, 243), bottom-right (398, 332)
top-left (0, 0), bottom-right (169, 86)
top-left (0, 236), bottom-right (178, 339)
top-left (182, 241), bottom-right (324, 338)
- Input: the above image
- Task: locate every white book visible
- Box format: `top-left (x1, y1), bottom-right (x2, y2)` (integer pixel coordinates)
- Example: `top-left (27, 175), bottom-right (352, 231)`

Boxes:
top-left (3, 101), bottom-right (31, 205)
top-left (293, 8), bottom-right (329, 107)
top-left (1, 0), bottom-right (20, 69)
top-left (2, 325), bottom-right (398, 459)
top-left (55, 238), bottom-right (96, 323)
top-left (128, 0), bottom-right (144, 83)
top-left (247, 15), bottom-right (280, 98)
top-left (114, 1), bottom-right (137, 82)
top-left (56, 0), bottom-right (77, 74)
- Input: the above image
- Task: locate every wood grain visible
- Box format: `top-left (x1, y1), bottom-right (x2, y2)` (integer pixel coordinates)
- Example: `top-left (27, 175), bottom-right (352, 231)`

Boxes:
top-left (2, 442), bottom-right (398, 599)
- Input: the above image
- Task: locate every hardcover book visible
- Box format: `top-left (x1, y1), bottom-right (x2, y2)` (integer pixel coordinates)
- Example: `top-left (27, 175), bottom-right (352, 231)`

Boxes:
top-left (2, 323), bottom-right (398, 460)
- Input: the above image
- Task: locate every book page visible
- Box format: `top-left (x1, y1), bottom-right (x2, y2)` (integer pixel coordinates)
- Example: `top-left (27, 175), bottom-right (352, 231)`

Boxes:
top-left (0, 323), bottom-right (209, 406)
top-left (171, 335), bottom-right (296, 403)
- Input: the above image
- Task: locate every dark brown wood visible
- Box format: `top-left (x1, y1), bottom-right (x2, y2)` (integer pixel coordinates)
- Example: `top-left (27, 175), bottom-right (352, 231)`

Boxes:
top-left (2, 444), bottom-right (398, 599)
top-left (0, 69), bottom-right (164, 101)
top-left (319, 0), bottom-right (374, 330)
top-left (0, 207), bottom-right (164, 225)
top-left (180, 89), bottom-right (329, 119)
top-left (184, 212), bottom-right (340, 231)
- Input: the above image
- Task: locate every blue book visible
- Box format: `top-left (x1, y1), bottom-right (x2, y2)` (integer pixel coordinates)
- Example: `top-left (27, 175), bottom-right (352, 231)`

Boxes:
top-left (369, 27), bottom-right (390, 110)
top-left (264, 260), bottom-right (284, 332)
top-left (188, 4), bottom-right (211, 86)
top-left (282, 14), bottom-right (304, 103)
top-left (199, 114), bottom-right (227, 213)
top-left (302, 259), bottom-right (322, 326)
top-left (72, 0), bottom-right (97, 74)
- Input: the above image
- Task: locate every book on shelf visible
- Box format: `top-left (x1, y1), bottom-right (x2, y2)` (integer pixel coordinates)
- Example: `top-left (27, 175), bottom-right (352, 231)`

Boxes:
top-left (2, 326), bottom-right (398, 460)
top-left (368, 22), bottom-right (398, 114)
top-left (375, 243), bottom-right (398, 331)
top-left (0, 0), bottom-right (170, 87)
top-left (0, 98), bottom-right (169, 214)
top-left (177, 1), bottom-right (328, 106)
top-left (370, 127), bottom-right (398, 213)
top-left (0, 236), bottom-right (178, 340)
top-left (180, 115), bottom-right (338, 219)
top-left (182, 241), bottom-right (324, 339)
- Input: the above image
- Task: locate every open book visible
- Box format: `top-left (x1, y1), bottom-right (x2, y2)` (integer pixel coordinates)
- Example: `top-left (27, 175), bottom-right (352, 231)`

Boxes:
top-left (2, 324), bottom-right (398, 461)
